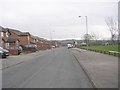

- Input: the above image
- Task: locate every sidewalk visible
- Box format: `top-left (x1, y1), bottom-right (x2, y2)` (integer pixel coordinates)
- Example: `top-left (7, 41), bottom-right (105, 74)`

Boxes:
top-left (71, 48), bottom-right (118, 88)
top-left (1, 50), bottom-right (51, 70)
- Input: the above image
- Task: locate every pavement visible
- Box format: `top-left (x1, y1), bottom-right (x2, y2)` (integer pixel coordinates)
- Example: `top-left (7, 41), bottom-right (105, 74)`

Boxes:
top-left (2, 47), bottom-right (93, 88)
top-left (71, 48), bottom-right (118, 88)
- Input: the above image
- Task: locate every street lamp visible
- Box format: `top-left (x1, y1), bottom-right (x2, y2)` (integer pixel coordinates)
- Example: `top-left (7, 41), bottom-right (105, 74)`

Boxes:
top-left (79, 16), bottom-right (88, 49)
top-left (50, 30), bottom-right (55, 48)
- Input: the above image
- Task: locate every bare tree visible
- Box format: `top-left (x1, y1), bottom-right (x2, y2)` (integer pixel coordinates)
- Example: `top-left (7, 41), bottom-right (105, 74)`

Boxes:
top-left (105, 17), bottom-right (118, 44)
top-left (90, 32), bottom-right (100, 41)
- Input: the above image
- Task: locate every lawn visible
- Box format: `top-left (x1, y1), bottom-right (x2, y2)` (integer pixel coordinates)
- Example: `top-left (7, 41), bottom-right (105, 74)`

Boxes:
top-left (81, 45), bottom-right (120, 52)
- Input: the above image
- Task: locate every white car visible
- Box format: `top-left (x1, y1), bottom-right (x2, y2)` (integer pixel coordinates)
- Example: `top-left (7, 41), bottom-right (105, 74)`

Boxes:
top-left (51, 46), bottom-right (55, 48)
top-left (67, 44), bottom-right (72, 49)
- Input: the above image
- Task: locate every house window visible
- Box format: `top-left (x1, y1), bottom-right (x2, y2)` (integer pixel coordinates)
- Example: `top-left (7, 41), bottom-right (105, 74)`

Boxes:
top-left (6, 43), bottom-right (9, 49)
top-left (1, 32), bottom-right (3, 37)
top-left (28, 36), bottom-right (30, 44)
top-left (16, 40), bottom-right (19, 45)
top-left (6, 32), bottom-right (9, 37)
top-left (28, 36), bottom-right (30, 41)
top-left (36, 39), bottom-right (38, 42)
top-left (1, 40), bottom-right (3, 47)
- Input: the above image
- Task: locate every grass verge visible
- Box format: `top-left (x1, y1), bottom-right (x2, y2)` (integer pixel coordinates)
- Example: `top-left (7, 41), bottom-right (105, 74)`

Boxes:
top-left (79, 45), bottom-right (120, 56)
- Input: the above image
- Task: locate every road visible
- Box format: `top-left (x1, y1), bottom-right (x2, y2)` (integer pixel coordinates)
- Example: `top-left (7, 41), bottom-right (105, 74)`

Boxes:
top-left (2, 47), bottom-right (93, 88)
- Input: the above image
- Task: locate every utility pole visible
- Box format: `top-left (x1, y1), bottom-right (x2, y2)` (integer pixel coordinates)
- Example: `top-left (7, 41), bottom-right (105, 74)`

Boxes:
top-left (50, 30), bottom-right (55, 49)
top-left (79, 16), bottom-right (89, 50)
top-left (118, 1), bottom-right (120, 44)
top-left (50, 31), bottom-right (52, 49)
top-left (85, 16), bottom-right (88, 48)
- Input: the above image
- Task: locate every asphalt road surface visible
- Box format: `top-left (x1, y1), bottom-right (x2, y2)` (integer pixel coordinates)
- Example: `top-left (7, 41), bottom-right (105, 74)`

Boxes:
top-left (2, 47), bottom-right (93, 88)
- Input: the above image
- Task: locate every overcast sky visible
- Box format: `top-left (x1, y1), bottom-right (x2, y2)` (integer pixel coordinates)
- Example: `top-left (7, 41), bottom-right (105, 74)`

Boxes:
top-left (0, 0), bottom-right (119, 40)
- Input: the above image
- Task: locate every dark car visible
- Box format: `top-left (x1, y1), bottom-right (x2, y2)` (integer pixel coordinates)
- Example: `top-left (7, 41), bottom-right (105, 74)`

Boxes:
top-left (0, 50), bottom-right (7, 58)
top-left (23, 44), bottom-right (38, 52)
top-left (8, 46), bottom-right (22, 55)
top-left (0, 47), bottom-right (9, 56)
top-left (14, 46), bottom-right (22, 55)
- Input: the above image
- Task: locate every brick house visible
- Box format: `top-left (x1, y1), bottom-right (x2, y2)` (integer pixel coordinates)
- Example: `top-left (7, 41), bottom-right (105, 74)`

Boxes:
top-left (6, 28), bottom-right (42, 50)
top-left (3, 28), bottom-right (31, 55)
top-left (1, 26), bottom-right (52, 53)
top-left (6, 28), bottom-right (31, 46)
top-left (29, 35), bottom-right (37, 45)
top-left (0, 26), bottom-right (20, 55)
top-left (34, 36), bottom-right (51, 50)
top-left (37, 38), bottom-right (50, 50)
top-left (0, 26), bottom-right (17, 49)
top-left (0, 26), bottom-right (8, 48)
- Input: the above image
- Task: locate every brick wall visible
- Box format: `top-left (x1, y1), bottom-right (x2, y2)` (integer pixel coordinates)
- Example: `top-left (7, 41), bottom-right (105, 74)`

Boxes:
top-left (36, 40), bottom-right (51, 50)
top-left (19, 35), bottom-right (30, 46)
top-left (9, 32), bottom-right (18, 39)
top-left (2, 32), bottom-right (7, 48)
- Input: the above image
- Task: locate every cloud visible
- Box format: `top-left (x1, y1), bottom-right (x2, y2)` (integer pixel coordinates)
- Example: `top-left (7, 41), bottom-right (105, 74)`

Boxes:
top-left (0, 0), bottom-right (118, 40)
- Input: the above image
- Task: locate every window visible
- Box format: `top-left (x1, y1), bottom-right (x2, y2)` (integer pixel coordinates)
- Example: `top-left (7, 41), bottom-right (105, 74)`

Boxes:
top-left (1, 40), bottom-right (3, 47)
top-left (1, 32), bottom-right (3, 37)
top-left (6, 43), bottom-right (9, 49)
top-left (6, 32), bottom-right (9, 37)
top-left (28, 36), bottom-right (30, 41)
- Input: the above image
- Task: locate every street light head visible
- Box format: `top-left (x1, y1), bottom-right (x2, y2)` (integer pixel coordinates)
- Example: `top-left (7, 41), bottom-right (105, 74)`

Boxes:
top-left (78, 16), bottom-right (81, 18)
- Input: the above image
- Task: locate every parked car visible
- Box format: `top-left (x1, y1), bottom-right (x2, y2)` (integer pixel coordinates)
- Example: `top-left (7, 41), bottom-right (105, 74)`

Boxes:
top-left (0, 50), bottom-right (7, 58)
top-left (0, 47), bottom-right (9, 56)
top-left (80, 42), bottom-right (87, 46)
top-left (23, 44), bottom-right (38, 52)
top-left (51, 45), bottom-right (56, 48)
top-left (67, 44), bottom-right (72, 49)
top-left (7, 46), bottom-right (23, 55)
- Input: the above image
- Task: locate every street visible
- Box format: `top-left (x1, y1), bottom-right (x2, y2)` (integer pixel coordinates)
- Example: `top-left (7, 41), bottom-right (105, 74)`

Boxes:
top-left (2, 47), bottom-right (118, 88)
top-left (0, 0), bottom-right (119, 89)
top-left (2, 47), bottom-right (93, 88)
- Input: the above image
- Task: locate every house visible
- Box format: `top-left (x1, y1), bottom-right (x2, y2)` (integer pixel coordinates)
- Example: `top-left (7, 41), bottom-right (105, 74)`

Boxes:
top-left (29, 35), bottom-right (37, 45)
top-left (34, 36), bottom-right (51, 50)
top-left (41, 39), bottom-right (51, 50)
top-left (0, 26), bottom-right (9, 49)
top-left (1, 26), bottom-right (52, 55)
top-left (0, 27), bottom-right (20, 55)
top-left (6, 28), bottom-right (50, 51)
top-left (6, 28), bottom-right (31, 46)
top-left (0, 28), bottom-right (31, 55)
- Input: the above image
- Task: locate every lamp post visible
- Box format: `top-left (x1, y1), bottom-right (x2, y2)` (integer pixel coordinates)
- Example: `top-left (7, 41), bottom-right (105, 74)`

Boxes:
top-left (79, 16), bottom-right (88, 49)
top-left (50, 30), bottom-right (55, 49)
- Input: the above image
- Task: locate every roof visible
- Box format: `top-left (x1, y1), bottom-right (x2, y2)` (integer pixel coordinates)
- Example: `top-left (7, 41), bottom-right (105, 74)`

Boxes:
top-left (6, 28), bottom-right (30, 36)
top-left (32, 35), bottom-right (46, 41)
top-left (0, 26), bottom-right (7, 32)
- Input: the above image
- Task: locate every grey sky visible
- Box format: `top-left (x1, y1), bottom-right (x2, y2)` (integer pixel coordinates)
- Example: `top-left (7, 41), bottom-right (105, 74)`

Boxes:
top-left (0, 0), bottom-right (119, 40)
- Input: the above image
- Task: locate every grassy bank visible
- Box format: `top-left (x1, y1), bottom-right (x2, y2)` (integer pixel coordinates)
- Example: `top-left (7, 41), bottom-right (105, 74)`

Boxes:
top-left (80, 45), bottom-right (120, 52)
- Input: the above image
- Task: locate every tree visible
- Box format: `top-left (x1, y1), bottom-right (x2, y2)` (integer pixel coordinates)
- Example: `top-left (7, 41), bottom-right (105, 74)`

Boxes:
top-left (90, 32), bottom-right (100, 41)
top-left (105, 17), bottom-right (118, 43)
